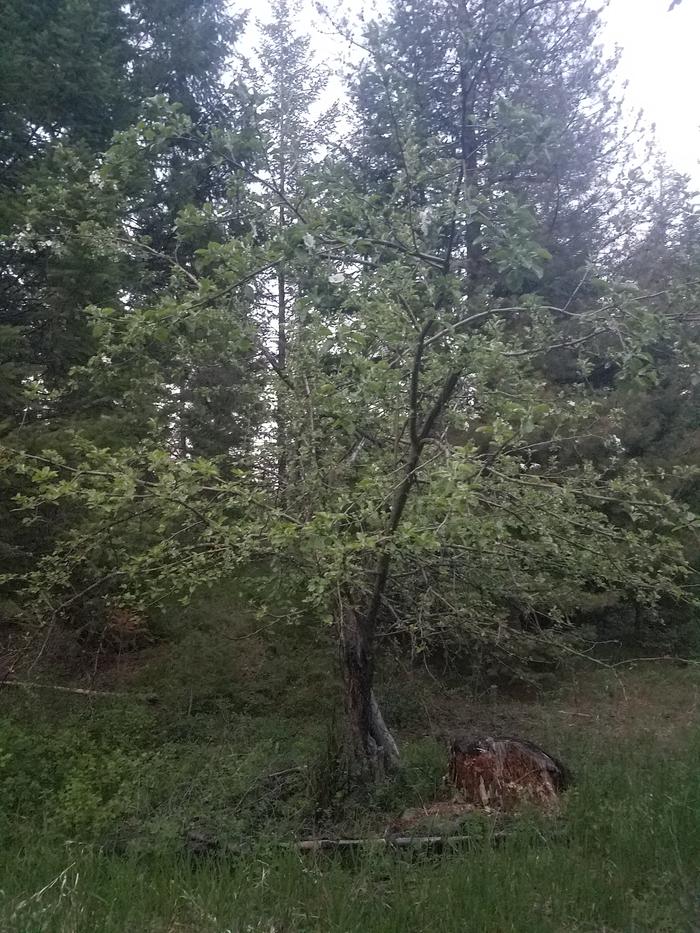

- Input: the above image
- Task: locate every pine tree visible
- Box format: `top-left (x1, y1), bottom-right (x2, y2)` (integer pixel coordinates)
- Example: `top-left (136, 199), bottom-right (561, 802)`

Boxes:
top-left (0, 0), bottom-right (243, 437)
top-left (250, 0), bottom-right (332, 486)
top-left (347, 0), bottom-right (650, 303)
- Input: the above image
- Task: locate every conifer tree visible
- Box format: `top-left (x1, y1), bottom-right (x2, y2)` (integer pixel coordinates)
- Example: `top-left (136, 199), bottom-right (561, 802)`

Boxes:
top-left (346, 0), bottom-right (651, 302)
top-left (0, 0), bottom-right (243, 436)
top-left (249, 0), bottom-right (332, 485)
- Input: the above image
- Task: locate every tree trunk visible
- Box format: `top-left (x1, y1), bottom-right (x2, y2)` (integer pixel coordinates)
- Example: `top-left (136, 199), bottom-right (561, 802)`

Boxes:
top-left (333, 299), bottom-right (461, 782)
top-left (276, 262), bottom-right (287, 488)
top-left (340, 602), bottom-right (399, 779)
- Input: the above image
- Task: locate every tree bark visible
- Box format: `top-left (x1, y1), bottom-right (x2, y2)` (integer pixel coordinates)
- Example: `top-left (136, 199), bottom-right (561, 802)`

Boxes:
top-left (340, 601), bottom-right (399, 779)
top-left (276, 75), bottom-right (288, 488)
top-left (276, 262), bottom-right (288, 488)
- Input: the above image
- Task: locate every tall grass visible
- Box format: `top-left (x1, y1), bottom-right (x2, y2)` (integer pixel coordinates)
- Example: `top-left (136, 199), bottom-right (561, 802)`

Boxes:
top-left (2, 736), bottom-right (699, 933)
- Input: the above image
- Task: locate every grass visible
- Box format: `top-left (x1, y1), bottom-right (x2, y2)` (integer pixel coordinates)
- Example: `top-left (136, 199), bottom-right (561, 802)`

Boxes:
top-left (2, 589), bottom-right (700, 931)
top-left (2, 737), bottom-right (700, 932)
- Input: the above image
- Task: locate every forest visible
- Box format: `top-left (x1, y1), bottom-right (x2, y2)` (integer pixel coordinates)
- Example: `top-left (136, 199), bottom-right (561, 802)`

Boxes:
top-left (1, 0), bottom-right (699, 930)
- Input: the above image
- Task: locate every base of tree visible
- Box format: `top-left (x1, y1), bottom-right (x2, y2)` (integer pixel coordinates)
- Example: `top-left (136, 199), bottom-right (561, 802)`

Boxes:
top-left (340, 603), bottom-right (400, 781)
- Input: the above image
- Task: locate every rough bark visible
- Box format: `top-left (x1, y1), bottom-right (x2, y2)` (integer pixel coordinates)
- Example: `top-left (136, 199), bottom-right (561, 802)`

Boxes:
top-left (340, 602), bottom-right (399, 778)
top-left (276, 262), bottom-right (287, 488)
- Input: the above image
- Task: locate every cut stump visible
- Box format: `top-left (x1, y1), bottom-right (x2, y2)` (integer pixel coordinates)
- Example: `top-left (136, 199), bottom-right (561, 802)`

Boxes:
top-left (448, 735), bottom-right (571, 810)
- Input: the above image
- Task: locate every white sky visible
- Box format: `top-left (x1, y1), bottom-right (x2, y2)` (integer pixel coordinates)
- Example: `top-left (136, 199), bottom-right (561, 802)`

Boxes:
top-left (603, 0), bottom-right (700, 184)
top-left (244, 0), bottom-right (700, 186)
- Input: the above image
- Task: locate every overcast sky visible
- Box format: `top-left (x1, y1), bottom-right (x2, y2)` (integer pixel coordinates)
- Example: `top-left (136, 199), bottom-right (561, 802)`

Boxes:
top-left (245, 0), bottom-right (700, 186)
top-left (603, 0), bottom-right (700, 184)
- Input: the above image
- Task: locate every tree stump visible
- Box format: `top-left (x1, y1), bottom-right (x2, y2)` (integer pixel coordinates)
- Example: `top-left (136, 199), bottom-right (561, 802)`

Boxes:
top-left (448, 736), bottom-right (571, 809)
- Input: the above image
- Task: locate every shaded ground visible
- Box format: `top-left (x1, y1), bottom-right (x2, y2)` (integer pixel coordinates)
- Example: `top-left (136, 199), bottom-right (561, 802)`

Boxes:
top-left (387, 659), bottom-right (700, 751)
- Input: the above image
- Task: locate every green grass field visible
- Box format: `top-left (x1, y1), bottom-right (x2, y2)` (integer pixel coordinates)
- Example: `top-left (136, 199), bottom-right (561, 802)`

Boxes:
top-left (2, 738), bottom-right (700, 933)
top-left (2, 594), bottom-right (699, 932)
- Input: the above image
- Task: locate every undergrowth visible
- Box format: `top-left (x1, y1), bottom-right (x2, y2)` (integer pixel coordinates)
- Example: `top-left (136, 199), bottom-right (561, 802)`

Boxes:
top-left (1, 589), bottom-right (699, 931)
top-left (1, 736), bottom-right (699, 932)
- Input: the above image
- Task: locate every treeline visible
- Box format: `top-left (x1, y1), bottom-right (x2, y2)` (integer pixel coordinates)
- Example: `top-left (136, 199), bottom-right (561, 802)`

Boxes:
top-left (1, 0), bottom-right (698, 773)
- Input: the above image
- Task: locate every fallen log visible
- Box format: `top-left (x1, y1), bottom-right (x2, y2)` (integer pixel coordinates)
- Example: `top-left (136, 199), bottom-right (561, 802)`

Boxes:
top-left (184, 829), bottom-right (497, 857)
top-left (292, 834), bottom-right (482, 852)
top-left (1, 679), bottom-right (158, 704)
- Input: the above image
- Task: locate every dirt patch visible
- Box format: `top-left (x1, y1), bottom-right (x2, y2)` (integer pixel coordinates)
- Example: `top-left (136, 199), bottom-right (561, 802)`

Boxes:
top-left (388, 662), bottom-right (700, 752)
top-left (388, 800), bottom-right (476, 835)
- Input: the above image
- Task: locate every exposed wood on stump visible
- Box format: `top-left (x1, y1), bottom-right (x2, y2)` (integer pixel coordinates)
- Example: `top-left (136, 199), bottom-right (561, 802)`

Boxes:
top-left (448, 736), bottom-right (571, 809)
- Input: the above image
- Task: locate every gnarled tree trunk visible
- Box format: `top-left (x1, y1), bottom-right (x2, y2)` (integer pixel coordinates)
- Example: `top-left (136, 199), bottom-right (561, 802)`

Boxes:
top-left (340, 602), bottom-right (399, 779)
